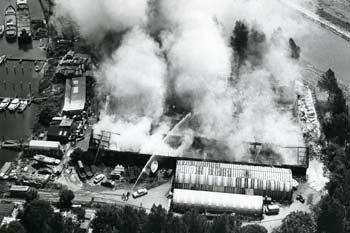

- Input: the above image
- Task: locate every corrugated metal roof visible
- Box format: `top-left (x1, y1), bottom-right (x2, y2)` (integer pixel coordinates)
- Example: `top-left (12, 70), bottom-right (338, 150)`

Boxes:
top-left (172, 189), bottom-right (263, 215)
top-left (176, 160), bottom-right (292, 181)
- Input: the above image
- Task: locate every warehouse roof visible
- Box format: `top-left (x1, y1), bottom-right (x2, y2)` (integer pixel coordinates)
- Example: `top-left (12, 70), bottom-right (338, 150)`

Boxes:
top-left (176, 160), bottom-right (293, 181)
top-left (29, 140), bottom-right (61, 150)
top-left (172, 189), bottom-right (263, 215)
top-left (63, 76), bottom-right (86, 113)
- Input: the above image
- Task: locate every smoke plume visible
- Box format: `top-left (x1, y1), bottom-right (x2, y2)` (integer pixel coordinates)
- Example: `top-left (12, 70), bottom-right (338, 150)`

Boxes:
top-left (55, 0), bottom-right (311, 164)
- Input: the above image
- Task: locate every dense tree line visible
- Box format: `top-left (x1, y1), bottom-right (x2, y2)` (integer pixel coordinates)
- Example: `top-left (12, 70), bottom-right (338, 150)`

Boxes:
top-left (316, 69), bottom-right (350, 233)
top-left (0, 199), bottom-right (82, 233)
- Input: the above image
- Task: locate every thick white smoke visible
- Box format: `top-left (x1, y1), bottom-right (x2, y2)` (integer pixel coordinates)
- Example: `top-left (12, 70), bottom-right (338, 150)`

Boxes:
top-left (56, 0), bottom-right (310, 164)
top-left (54, 0), bottom-right (149, 40)
top-left (94, 27), bottom-right (169, 152)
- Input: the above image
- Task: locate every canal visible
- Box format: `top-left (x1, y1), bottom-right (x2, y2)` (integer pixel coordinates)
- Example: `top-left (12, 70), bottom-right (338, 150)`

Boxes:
top-left (0, 0), bottom-right (46, 166)
top-left (296, 20), bottom-right (350, 85)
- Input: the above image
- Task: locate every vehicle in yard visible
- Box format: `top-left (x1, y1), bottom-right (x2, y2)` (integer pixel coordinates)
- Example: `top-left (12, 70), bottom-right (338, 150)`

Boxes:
top-left (132, 188), bottom-right (148, 199)
top-left (7, 98), bottom-right (20, 111)
top-left (296, 194), bottom-right (305, 204)
top-left (76, 160), bottom-right (86, 180)
top-left (93, 174), bottom-right (105, 184)
top-left (265, 204), bottom-right (280, 215)
top-left (101, 180), bottom-right (115, 188)
top-left (0, 98), bottom-right (11, 110)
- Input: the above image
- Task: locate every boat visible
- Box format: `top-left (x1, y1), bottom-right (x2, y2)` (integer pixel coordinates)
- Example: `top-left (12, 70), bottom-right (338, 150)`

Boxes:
top-left (16, 0), bottom-right (32, 43)
top-left (33, 154), bottom-right (61, 165)
top-left (0, 98), bottom-right (11, 111)
top-left (0, 24), bottom-right (4, 37)
top-left (7, 98), bottom-right (20, 111)
top-left (0, 55), bottom-right (7, 64)
top-left (5, 6), bottom-right (17, 40)
top-left (17, 99), bottom-right (28, 112)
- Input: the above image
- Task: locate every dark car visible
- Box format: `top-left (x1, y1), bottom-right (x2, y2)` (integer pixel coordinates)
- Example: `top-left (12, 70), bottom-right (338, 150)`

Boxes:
top-left (101, 180), bottom-right (115, 188)
top-left (296, 194), bottom-right (305, 204)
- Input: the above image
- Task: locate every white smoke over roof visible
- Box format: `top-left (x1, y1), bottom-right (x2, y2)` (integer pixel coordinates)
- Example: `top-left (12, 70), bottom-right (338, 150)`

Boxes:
top-left (56, 0), bottom-right (310, 163)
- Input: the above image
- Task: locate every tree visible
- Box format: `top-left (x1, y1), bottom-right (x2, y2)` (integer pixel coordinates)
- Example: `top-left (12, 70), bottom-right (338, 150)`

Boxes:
top-left (0, 221), bottom-right (26, 233)
top-left (240, 224), bottom-right (267, 233)
top-left (91, 205), bottom-right (121, 233)
top-left (21, 199), bottom-right (54, 233)
top-left (165, 214), bottom-right (188, 233)
top-left (59, 189), bottom-right (75, 209)
top-left (181, 209), bottom-right (210, 233)
top-left (145, 205), bottom-right (167, 233)
top-left (316, 195), bottom-right (345, 233)
top-left (231, 20), bottom-right (249, 67)
top-left (25, 188), bottom-right (39, 203)
top-left (211, 214), bottom-right (241, 233)
top-left (273, 211), bottom-right (316, 233)
top-left (119, 206), bottom-right (145, 233)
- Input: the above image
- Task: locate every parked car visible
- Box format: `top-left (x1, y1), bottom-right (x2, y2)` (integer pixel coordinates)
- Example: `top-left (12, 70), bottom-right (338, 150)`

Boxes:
top-left (265, 204), bottom-right (280, 215)
top-left (296, 194), bottom-right (305, 204)
top-left (101, 180), bottom-right (115, 188)
top-left (93, 174), bottom-right (105, 184)
top-left (132, 188), bottom-right (148, 199)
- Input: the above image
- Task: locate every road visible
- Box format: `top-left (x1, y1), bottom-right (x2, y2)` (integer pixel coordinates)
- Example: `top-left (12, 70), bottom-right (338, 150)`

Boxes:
top-left (38, 180), bottom-right (172, 212)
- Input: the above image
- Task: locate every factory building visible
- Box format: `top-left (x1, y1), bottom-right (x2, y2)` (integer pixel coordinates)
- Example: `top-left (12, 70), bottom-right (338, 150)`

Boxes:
top-left (174, 160), bottom-right (293, 201)
top-left (172, 189), bottom-right (263, 215)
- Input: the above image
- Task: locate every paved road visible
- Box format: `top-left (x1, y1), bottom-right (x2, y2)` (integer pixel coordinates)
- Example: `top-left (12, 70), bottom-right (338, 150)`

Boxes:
top-left (38, 180), bottom-right (172, 212)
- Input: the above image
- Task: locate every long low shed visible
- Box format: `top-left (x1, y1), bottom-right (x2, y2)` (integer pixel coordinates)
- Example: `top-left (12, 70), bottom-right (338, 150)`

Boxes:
top-left (172, 189), bottom-right (263, 215)
top-left (175, 160), bottom-right (293, 201)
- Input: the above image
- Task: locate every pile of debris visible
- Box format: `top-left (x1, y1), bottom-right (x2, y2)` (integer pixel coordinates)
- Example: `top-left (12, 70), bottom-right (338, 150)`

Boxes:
top-left (296, 83), bottom-right (322, 157)
top-left (55, 50), bottom-right (91, 79)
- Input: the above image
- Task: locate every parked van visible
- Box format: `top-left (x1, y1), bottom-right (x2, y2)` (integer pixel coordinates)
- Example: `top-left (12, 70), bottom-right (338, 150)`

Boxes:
top-left (265, 204), bottom-right (280, 215)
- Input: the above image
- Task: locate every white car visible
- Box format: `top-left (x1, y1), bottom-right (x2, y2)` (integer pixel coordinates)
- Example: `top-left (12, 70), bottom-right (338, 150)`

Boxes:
top-left (132, 188), bottom-right (148, 199)
top-left (0, 98), bottom-right (11, 110)
top-left (7, 98), bottom-right (20, 111)
top-left (93, 174), bottom-right (105, 184)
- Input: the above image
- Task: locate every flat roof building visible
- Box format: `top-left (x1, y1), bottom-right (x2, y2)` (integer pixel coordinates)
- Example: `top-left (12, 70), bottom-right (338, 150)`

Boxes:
top-left (172, 189), bottom-right (263, 215)
top-left (28, 140), bottom-right (62, 158)
top-left (47, 126), bottom-right (71, 144)
top-left (63, 76), bottom-right (86, 115)
top-left (174, 160), bottom-right (293, 201)
top-left (29, 140), bottom-right (61, 150)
